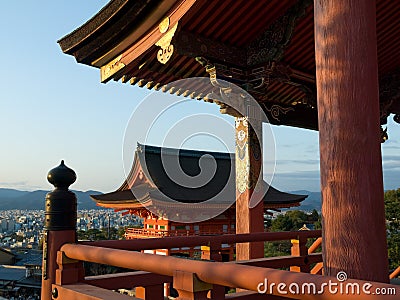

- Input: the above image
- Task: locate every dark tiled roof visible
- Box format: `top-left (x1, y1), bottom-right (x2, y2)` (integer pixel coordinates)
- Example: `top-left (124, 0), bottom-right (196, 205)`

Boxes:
top-left (0, 248), bottom-right (15, 258)
top-left (91, 144), bottom-right (307, 206)
top-left (15, 250), bottom-right (42, 267)
top-left (0, 266), bottom-right (25, 282)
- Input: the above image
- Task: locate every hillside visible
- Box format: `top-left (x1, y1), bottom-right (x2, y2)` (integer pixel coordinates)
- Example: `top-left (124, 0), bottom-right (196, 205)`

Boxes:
top-left (0, 188), bottom-right (322, 211)
top-left (0, 188), bottom-right (103, 210)
top-left (291, 190), bottom-right (322, 211)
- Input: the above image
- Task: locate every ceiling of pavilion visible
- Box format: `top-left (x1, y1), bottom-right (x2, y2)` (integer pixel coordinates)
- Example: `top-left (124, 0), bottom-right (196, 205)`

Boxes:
top-left (58, 0), bottom-right (400, 132)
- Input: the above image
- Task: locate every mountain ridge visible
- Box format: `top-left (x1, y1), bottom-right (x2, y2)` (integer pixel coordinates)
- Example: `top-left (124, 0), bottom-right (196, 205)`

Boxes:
top-left (0, 188), bottom-right (103, 210)
top-left (0, 188), bottom-right (322, 211)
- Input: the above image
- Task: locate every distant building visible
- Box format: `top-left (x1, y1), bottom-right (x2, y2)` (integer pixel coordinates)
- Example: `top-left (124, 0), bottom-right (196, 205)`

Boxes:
top-left (0, 248), bottom-right (15, 265)
top-left (91, 144), bottom-right (307, 259)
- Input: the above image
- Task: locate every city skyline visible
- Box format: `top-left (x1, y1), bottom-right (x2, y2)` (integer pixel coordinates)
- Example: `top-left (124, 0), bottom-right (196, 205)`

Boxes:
top-left (1, 1), bottom-right (400, 194)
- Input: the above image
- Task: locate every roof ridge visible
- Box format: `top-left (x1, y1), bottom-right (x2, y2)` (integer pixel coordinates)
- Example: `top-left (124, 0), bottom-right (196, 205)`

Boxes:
top-left (136, 142), bottom-right (234, 159)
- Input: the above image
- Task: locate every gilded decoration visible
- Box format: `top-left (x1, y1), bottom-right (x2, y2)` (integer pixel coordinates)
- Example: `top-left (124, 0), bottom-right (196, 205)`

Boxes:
top-left (264, 104), bottom-right (294, 122)
top-left (159, 17), bottom-right (170, 33)
top-left (155, 21), bottom-right (178, 64)
top-left (100, 55), bottom-right (125, 82)
top-left (235, 117), bottom-right (249, 194)
top-left (235, 117), bottom-right (262, 194)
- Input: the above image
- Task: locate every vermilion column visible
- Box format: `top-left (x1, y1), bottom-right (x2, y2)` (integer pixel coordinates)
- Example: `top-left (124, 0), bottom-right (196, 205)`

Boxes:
top-left (235, 117), bottom-right (264, 260)
top-left (314, 0), bottom-right (389, 282)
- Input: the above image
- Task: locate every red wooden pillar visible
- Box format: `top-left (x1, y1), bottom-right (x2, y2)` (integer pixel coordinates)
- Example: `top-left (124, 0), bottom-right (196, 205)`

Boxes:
top-left (235, 117), bottom-right (264, 260)
top-left (314, 0), bottom-right (389, 282)
top-left (41, 161), bottom-right (78, 300)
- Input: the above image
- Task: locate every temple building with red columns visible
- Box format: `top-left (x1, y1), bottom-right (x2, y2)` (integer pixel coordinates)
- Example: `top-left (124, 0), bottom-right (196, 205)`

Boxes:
top-left (90, 143), bottom-right (306, 258)
top-left (38, 0), bottom-right (400, 299)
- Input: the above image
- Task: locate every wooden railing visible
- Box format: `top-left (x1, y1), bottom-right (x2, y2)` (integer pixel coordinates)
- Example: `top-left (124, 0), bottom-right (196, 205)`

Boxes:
top-left (390, 266), bottom-right (400, 280)
top-left (83, 230), bottom-right (321, 250)
top-left (50, 231), bottom-right (399, 299)
top-left (124, 227), bottom-right (235, 238)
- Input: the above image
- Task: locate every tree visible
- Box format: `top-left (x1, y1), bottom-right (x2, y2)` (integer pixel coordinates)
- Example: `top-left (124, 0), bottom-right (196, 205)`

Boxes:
top-left (384, 189), bottom-right (400, 270)
top-left (269, 210), bottom-right (319, 232)
top-left (265, 210), bottom-right (322, 257)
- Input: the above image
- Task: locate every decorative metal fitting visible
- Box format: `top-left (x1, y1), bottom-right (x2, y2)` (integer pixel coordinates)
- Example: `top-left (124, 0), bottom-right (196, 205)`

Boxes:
top-left (52, 287), bottom-right (58, 298)
top-left (155, 18), bottom-right (178, 64)
top-left (381, 126), bottom-right (388, 143)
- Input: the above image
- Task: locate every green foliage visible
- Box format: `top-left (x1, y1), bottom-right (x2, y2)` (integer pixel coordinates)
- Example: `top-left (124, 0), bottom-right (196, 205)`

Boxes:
top-left (83, 261), bottom-right (129, 276)
top-left (77, 227), bottom-right (119, 241)
top-left (384, 189), bottom-right (400, 270)
top-left (264, 241), bottom-right (291, 257)
top-left (264, 209), bottom-right (321, 258)
top-left (269, 209), bottom-right (320, 232)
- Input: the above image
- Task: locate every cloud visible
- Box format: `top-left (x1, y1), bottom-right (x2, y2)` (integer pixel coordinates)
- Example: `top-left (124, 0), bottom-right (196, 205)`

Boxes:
top-left (273, 170), bottom-right (320, 179)
top-left (269, 168), bottom-right (400, 192)
top-left (0, 181), bottom-right (43, 191)
top-left (0, 180), bottom-right (28, 186)
top-left (268, 170), bottom-right (321, 191)
top-left (383, 138), bottom-right (399, 145)
top-left (383, 145), bottom-right (400, 150)
top-left (275, 159), bottom-right (320, 166)
top-left (383, 169), bottom-right (400, 190)
top-left (383, 161), bottom-right (400, 170)
top-left (382, 155), bottom-right (400, 161)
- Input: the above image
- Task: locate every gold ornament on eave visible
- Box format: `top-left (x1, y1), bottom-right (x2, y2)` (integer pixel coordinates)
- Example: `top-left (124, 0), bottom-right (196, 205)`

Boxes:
top-left (155, 18), bottom-right (178, 64)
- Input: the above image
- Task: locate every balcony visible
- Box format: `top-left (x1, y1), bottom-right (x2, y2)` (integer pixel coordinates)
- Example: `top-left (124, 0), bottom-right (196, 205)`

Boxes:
top-left (124, 227), bottom-right (236, 239)
top-left (45, 230), bottom-right (399, 299)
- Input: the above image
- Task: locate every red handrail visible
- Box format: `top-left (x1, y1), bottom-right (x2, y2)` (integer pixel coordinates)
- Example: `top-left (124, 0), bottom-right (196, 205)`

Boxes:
top-left (82, 230), bottom-right (322, 250)
top-left (60, 243), bottom-right (399, 300)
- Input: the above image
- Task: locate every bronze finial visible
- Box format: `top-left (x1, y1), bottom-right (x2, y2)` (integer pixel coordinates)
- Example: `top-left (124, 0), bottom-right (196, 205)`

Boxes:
top-left (47, 160), bottom-right (76, 190)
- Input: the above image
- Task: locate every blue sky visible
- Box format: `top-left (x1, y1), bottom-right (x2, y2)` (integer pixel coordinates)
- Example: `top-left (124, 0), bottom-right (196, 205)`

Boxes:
top-left (0, 1), bottom-right (399, 193)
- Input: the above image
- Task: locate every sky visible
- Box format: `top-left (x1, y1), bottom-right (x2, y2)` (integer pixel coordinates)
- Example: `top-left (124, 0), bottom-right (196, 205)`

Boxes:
top-left (0, 1), bottom-right (399, 194)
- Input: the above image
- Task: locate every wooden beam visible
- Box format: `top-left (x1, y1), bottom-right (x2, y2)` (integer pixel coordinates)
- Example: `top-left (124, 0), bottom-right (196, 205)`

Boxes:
top-left (232, 253), bottom-right (322, 269)
top-left (52, 283), bottom-right (138, 300)
top-left (174, 0), bottom-right (312, 68)
top-left (247, 0), bottom-right (312, 65)
top-left (173, 30), bottom-right (247, 67)
top-left (99, 0), bottom-right (197, 83)
top-left (84, 271), bottom-right (171, 290)
top-left (226, 291), bottom-right (288, 299)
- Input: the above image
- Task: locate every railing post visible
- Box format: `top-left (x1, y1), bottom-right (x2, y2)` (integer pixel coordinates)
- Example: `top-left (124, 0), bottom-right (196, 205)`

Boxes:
top-left (55, 251), bottom-right (84, 285)
top-left (41, 160), bottom-right (78, 300)
top-left (308, 237), bottom-right (323, 275)
top-left (207, 242), bottom-right (225, 299)
top-left (290, 237), bottom-right (309, 273)
top-left (135, 285), bottom-right (164, 299)
top-left (173, 270), bottom-right (213, 300)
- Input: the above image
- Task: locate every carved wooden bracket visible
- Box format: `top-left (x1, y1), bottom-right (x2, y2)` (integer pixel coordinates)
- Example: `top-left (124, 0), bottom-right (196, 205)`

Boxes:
top-left (173, 0), bottom-right (312, 68)
top-left (247, 0), bottom-right (312, 65)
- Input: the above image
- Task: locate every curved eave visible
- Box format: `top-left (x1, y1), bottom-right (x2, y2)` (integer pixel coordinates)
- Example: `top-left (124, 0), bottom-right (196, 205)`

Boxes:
top-left (58, 0), bottom-right (133, 52)
top-left (265, 186), bottom-right (307, 204)
top-left (96, 201), bottom-right (151, 209)
top-left (58, 0), bottom-right (192, 68)
top-left (91, 186), bottom-right (307, 208)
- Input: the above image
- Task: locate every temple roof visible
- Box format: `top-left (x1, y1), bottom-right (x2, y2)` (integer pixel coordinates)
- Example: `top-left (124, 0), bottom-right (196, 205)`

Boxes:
top-left (59, 0), bottom-right (400, 131)
top-left (91, 144), bottom-right (307, 208)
